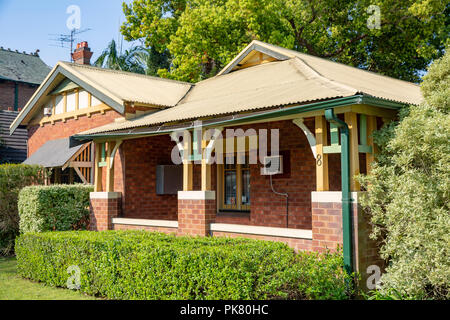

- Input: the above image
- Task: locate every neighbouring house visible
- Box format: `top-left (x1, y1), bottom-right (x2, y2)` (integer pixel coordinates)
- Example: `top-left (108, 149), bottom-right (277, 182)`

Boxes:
top-left (0, 47), bottom-right (50, 163)
top-left (10, 40), bottom-right (422, 285)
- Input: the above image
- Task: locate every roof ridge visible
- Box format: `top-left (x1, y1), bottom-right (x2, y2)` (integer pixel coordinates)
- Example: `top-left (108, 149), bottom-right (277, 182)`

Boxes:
top-left (195, 59), bottom-right (287, 86)
top-left (60, 61), bottom-right (193, 86)
top-left (0, 47), bottom-right (40, 57)
top-left (290, 57), bottom-right (358, 96)
top-left (251, 40), bottom-right (421, 87)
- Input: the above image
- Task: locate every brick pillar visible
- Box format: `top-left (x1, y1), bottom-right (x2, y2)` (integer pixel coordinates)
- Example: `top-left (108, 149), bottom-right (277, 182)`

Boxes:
top-left (311, 191), bottom-right (384, 290)
top-left (177, 191), bottom-right (216, 236)
top-left (89, 192), bottom-right (122, 231)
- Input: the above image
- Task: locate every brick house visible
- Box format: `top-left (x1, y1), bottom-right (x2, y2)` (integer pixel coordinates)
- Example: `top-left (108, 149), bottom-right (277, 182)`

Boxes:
top-left (10, 40), bottom-right (422, 284)
top-left (0, 47), bottom-right (50, 163)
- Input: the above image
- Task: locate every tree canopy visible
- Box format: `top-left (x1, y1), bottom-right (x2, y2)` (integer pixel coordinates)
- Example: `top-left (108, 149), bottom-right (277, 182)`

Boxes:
top-left (121, 0), bottom-right (449, 82)
top-left (94, 39), bottom-right (170, 76)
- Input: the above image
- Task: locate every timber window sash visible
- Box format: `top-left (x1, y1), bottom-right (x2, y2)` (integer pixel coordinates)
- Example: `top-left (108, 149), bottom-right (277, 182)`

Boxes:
top-left (218, 154), bottom-right (250, 212)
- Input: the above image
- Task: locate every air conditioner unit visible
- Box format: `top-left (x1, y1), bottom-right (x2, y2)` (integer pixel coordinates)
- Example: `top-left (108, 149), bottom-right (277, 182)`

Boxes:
top-left (262, 155), bottom-right (283, 175)
top-left (43, 107), bottom-right (52, 116)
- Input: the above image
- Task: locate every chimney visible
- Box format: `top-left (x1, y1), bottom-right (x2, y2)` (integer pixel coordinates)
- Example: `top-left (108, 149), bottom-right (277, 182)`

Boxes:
top-left (72, 41), bottom-right (93, 65)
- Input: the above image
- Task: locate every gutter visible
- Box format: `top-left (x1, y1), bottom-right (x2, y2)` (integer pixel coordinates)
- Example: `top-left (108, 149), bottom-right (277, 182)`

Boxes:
top-left (73, 95), bottom-right (404, 141)
top-left (324, 108), bottom-right (353, 278)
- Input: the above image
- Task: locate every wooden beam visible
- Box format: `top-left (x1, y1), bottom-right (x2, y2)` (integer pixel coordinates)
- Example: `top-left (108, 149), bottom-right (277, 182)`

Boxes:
top-left (315, 116), bottom-right (329, 191)
top-left (94, 143), bottom-right (102, 192)
top-left (183, 132), bottom-right (193, 191)
top-left (75, 89), bottom-right (79, 111)
top-left (366, 115), bottom-right (378, 173)
top-left (201, 130), bottom-right (212, 191)
top-left (70, 161), bottom-right (93, 168)
top-left (345, 112), bottom-right (360, 191)
top-left (73, 166), bottom-right (88, 184)
top-left (105, 141), bottom-right (115, 192)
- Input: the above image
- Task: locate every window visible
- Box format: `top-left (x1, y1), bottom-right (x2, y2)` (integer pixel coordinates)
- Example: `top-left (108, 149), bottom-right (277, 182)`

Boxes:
top-left (219, 156), bottom-right (250, 211)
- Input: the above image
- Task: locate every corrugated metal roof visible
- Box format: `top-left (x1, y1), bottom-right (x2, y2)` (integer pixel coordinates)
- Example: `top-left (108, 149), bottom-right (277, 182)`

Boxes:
top-left (0, 110), bottom-right (27, 163)
top-left (221, 40), bottom-right (422, 105)
top-left (79, 40), bottom-right (423, 136)
top-left (23, 138), bottom-right (83, 167)
top-left (0, 48), bottom-right (50, 84)
top-left (60, 62), bottom-right (192, 107)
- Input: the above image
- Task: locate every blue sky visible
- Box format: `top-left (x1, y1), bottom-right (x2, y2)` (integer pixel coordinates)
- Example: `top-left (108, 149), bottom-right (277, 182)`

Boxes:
top-left (0, 0), bottom-right (136, 67)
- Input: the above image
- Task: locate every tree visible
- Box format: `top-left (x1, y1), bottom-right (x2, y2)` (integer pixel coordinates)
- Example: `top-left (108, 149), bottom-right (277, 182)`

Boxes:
top-left (358, 50), bottom-right (449, 299)
top-left (94, 39), bottom-right (170, 76)
top-left (121, 0), bottom-right (449, 82)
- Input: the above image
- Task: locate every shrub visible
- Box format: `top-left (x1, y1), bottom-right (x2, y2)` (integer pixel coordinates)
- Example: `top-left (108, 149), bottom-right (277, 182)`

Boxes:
top-left (0, 164), bottom-right (46, 255)
top-left (357, 50), bottom-right (450, 299)
top-left (15, 231), bottom-right (351, 300)
top-left (18, 184), bottom-right (93, 233)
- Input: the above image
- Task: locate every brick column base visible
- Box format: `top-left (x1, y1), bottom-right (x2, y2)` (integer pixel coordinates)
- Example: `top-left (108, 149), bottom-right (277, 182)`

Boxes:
top-left (177, 191), bottom-right (216, 236)
top-left (311, 191), bottom-right (385, 290)
top-left (89, 192), bottom-right (122, 231)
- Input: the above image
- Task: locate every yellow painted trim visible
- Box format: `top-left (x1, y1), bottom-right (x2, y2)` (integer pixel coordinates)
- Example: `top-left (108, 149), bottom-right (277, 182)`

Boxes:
top-left (34, 103), bottom-right (112, 126)
top-left (345, 112), bottom-right (360, 191)
top-left (315, 116), bottom-right (329, 191)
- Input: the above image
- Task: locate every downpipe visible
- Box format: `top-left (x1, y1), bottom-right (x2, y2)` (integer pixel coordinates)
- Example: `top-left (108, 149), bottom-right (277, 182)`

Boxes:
top-left (324, 109), bottom-right (354, 278)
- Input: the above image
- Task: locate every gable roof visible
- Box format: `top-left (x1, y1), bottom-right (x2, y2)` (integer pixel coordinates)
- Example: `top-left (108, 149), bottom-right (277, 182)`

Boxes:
top-left (0, 48), bottom-right (50, 84)
top-left (11, 40), bottom-right (423, 137)
top-left (23, 137), bottom-right (83, 168)
top-left (220, 40), bottom-right (422, 105)
top-left (77, 41), bottom-right (423, 136)
top-left (9, 62), bottom-right (192, 134)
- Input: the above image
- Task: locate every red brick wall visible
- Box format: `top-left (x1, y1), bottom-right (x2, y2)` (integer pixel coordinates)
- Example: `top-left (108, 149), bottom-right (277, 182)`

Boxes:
top-left (27, 109), bottom-right (123, 156)
top-left (177, 198), bottom-right (216, 236)
top-left (311, 197), bottom-right (385, 287)
top-left (89, 197), bottom-right (121, 231)
top-left (119, 135), bottom-right (179, 220)
top-left (219, 120), bottom-right (317, 230)
top-left (0, 81), bottom-right (38, 110)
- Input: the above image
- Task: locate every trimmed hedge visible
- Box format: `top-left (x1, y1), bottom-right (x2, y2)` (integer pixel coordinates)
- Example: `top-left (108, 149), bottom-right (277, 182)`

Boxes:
top-left (18, 184), bottom-right (93, 233)
top-left (15, 231), bottom-right (352, 300)
top-left (0, 164), bottom-right (46, 255)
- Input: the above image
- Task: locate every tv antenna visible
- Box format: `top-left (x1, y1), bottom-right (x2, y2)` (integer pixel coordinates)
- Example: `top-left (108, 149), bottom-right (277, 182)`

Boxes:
top-left (49, 28), bottom-right (91, 61)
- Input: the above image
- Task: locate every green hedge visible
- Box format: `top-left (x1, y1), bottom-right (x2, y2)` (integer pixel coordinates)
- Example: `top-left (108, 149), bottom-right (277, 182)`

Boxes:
top-left (0, 164), bottom-right (47, 255)
top-left (15, 231), bottom-right (351, 300)
top-left (18, 184), bottom-right (93, 233)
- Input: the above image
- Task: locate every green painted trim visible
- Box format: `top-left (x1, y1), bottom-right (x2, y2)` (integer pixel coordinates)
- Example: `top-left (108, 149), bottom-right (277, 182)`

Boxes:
top-left (50, 78), bottom-right (80, 95)
top-left (325, 108), bottom-right (353, 281)
top-left (330, 123), bottom-right (339, 146)
top-left (101, 143), bottom-right (106, 162)
top-left (73, 95), bottom-right (406, 141)
top-left (323, 145), bottom-right (372, 154)
top-left (98, 161), bottom-right (107, 168)
top-left (358, 145), bottom-right (372, 154)
top-left (14, 82), bottom-right (18, 111)
top-left (323, 145), bottom-right (342, 154)
top-left (359, 114), bottom-right (367, 146)
top-left (189, 129), bottom-right (202, 161)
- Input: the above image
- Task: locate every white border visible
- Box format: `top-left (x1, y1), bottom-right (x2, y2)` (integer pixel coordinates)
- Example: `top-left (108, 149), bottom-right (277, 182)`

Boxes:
top-left (178, 191), bottom-right (216, 200)
top-left (90, 192), bottom-right (121, 199)
top-left (210, 223), bottom-right (312, 240)
top-left (112, 218), bottom-right (178, 228)
top-left (311, 191), bottom-right (364, 203)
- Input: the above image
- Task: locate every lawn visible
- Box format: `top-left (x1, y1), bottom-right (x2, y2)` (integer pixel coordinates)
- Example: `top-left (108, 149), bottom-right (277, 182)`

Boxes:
top-left (0, 256), bottom-right (96, 300)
